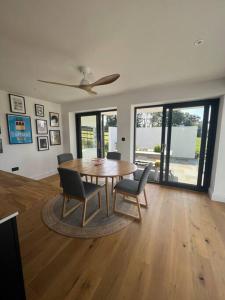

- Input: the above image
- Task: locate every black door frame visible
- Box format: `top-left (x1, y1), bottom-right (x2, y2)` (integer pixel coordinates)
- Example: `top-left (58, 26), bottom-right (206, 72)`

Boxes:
top-left (134, 99), bottom-right (219, 192)
top-left (76, 109), bottom-right (117, 158)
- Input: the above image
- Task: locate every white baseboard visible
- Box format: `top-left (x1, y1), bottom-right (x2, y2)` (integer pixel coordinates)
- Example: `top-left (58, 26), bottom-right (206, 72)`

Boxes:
top-left (208, 188), bottom-right (225, 203)
top-left (31, 170), bottom-right (58, 180)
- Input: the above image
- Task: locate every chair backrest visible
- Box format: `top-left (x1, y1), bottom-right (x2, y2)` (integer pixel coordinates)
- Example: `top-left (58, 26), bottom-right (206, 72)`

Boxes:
top-left (137, 163), bottom-right (153, 194)
top-left (58, 168), bottom-right (86, 198)
top-left (107, 151), bottom-right (121, 160)
top-left (57, 153), bottom-right (73, 165)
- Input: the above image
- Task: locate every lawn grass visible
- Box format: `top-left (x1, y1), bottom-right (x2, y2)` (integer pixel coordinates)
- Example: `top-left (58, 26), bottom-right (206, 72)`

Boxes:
top-left (196, 137), bottom-right (201, 156)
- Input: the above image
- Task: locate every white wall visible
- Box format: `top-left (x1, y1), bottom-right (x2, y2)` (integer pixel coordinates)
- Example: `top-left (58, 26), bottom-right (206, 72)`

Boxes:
top-left (108, 127), bottom-right (117, 151)
top-left (209, 96), bottom-right (225, 202)
top-left (61, 78), bottom-right (225, 202)
top-left (136, 126), bottom-right (197, 159)
top-left (0, 90), bottom-right (63, 179)
top-left (62, 78), bottom-right (224, 159)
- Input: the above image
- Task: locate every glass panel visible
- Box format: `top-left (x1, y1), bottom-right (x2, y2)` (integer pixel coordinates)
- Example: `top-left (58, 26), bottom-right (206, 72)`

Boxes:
top-left (201, 106), bottom-right (211, 186)
top-left (135, 106), bottom-right (163, 182)
top-left (162, 108), bottom-right (170, 182)
top-left (101, 111), bottom-right (117, 157)
top-left (168, 106), bottom-right (204, 185)
top-left (80, 115), bottom-right (97, 159)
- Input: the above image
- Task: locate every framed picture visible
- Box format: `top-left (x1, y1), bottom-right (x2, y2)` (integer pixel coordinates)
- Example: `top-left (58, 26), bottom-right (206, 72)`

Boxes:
top-left (7, 114), bottom-right (32, 144)
top-left (49, 112), bottom-right (59, 127)
top-left (37, 136), bottom-right (49, 151)
top-left (9, 94), bottom-right (26, 114)
top-left (36, 119), bottom-right (48, 134)
top-left (0, 138), bottom-right (3, 153)
top-left (35, 104), bottom-right (44, 117)
top-left (49, 130), bottom-right (61, 145)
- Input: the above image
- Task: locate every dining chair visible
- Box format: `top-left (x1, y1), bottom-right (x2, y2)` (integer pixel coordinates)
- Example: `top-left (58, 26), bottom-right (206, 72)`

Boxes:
top-left (57, 153), bottom-right (88, 181)
top-left (113, 163), bottom-right (152, 221)
top-left (57, 153), bottom-right (73, 165)
top-left (107, 151), bottom-right (122, 194)
top-left (58, 168), bottom-right (104, 227)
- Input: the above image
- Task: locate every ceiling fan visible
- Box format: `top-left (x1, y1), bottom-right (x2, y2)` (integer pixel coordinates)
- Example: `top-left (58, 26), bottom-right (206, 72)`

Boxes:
top-left (38, 66), bottom-right (120, 95)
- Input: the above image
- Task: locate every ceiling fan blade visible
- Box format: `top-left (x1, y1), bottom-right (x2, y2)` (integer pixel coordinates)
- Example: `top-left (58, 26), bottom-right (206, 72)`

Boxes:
top-left (38, 79), bottom-right (77, 88)
top-left (90, 74), bottom-right (120, 87)
top-left (78, 85), bottom-right (98, 95)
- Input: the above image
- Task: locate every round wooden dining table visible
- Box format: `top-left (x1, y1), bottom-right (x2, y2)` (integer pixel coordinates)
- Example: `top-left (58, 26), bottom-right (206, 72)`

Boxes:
top-left (59, 158), bottom-right (137, 216)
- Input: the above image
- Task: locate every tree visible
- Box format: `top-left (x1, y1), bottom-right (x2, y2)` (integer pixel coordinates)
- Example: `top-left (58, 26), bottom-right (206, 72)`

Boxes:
top-left (136, 110), bottom-right (201, 128)
top-left (104, 115), bottom-right (117, 130)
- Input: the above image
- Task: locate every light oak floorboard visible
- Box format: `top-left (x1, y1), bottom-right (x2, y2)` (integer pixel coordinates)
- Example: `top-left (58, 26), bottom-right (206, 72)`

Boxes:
top-left (1, 171), bottom-right (225, 300)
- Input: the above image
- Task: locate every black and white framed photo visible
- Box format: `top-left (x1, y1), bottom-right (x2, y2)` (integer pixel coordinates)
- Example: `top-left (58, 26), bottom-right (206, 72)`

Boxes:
top-left (0, 138), bottom-right (3, 153)
top-left (49, 130), bottom-right (61, 145)
top-left (49, 112), bottom-right (59, 127)
top-left (36, 119), bottom-right (48, 134)
top-left (9, 94), bottom-right (26, 114)
top-left (37, 136), bottom-right (49, 151)
top-left (35, 104), bottom-right (44, 117)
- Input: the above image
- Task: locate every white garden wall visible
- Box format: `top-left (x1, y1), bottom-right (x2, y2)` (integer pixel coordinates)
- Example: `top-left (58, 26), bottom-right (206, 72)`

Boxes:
top-left (136, 126), bottom-right (197, 159)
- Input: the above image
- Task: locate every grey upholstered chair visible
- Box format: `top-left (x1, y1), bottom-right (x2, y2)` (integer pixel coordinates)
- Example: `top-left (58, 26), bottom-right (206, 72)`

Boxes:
top-left (57, 153), bottom-right (88, 181)
top-left (58, 168), bottom-right (104, 227)
top-left (57, 153), bottom-right (73, 165)
top-left (113, 163), bottom-right (152, 221)
top-left (107, 152), bottom-right (121, 160)
top-left (106, 151), bottom-right (122, 194)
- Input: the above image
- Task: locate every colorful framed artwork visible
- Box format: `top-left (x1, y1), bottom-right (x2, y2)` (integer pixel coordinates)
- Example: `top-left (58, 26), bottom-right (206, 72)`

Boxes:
top-left (35, 104), bottom-right (44, 117)
top-left (7, 114), bottom-right (32, 144)
top-left (0, 138), bottom-right (3, 153)
top-left (9, 94), bottom-right (26, 114)
top-left (37, 136), bottom-right (49, 151)
top-left (49, 130), bottom-right (61, 145)
top-left (36, 119), bottom-right (48, 134)
top-left (49, 112), bottom-right (59, 127)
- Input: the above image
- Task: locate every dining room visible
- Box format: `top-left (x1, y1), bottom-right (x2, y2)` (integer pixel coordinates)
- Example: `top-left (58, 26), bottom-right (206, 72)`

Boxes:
top-left (1, 1), bottom-right (225, 300)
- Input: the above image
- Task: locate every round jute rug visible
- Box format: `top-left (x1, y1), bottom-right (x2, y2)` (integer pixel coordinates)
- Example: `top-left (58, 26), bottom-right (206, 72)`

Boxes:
top-left (42, 192), bottom-right (137, 238)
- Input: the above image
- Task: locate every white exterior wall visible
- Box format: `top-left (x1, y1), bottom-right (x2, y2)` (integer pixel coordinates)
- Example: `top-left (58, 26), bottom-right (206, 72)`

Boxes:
top-left (136, 126), bottom-right (197, 159)
top-left (108, 127), bottom-right (117, 151)
top-left (0, 89), bottom-right (63, 179)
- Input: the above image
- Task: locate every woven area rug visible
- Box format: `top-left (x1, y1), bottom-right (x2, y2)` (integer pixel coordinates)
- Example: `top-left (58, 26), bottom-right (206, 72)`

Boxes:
top-left (42, 192), bottom-right (138, 238)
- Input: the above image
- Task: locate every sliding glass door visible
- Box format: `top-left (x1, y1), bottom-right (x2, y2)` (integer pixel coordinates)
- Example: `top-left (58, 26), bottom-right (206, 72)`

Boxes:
top-left (134, 99), bottom-right (219, 191)
top-left (134, 106), bottom-right (163, 182)
top-left (76, 110), bottom-right (117, 159)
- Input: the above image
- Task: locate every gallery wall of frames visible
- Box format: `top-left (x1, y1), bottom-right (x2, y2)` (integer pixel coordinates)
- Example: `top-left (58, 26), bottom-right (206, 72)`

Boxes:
top-left (0, 89), bottom-right (63, 179)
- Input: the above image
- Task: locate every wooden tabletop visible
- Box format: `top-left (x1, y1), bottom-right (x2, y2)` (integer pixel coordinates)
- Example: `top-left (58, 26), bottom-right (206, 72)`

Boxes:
top-left (60, 159), bottom-right (137, 177)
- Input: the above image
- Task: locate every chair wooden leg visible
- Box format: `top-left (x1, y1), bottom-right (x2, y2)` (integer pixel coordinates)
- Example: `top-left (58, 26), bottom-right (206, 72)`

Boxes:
top-left (62, 194), bottom-right (82, 218)
top-left (62, 193), bottom-right (67, 218)
top-left (82, 200), bottom-right (87, 227)
top-left (136, 196), bottom-right (142, 221)
top-left (98, 191), bottom-right (101, 208)
top-left (113, 190), bottom-right (117, 212)
top-left (113, 192), bottom-right (142, 222)
top-left (144, 187), bottom-right (148, 208)
top-left (85, 175), bottom-right (88, 182)
top-left (111, 177), bottom-right (114, 195)
top-left (91, 176), bottom-right (93, 183)
top-left (96, 177), bottom-right (98, 184)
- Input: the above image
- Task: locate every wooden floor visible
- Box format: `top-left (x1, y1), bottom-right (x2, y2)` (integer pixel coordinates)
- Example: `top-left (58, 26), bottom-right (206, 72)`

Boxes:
top-left (1, 170), bottom-right (225, 300)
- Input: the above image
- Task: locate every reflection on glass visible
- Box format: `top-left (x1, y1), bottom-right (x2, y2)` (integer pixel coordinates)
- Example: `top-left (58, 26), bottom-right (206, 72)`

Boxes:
top-left (81, 115), bottom-right (97, 159)
top-left (101, 111), bottom-right (117, 157)
top-left (168, 106), bottom-right (204, 185)
top-left (135, 107), bottom-right (163, 182)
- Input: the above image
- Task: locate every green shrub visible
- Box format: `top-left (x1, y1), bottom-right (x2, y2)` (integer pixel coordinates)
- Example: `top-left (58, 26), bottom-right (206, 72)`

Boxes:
top-left (154, 144), bottom-right (161, 153)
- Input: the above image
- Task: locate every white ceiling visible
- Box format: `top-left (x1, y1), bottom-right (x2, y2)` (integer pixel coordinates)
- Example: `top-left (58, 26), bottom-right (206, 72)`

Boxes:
top-left (0, 0), bottom-right (225, 103)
